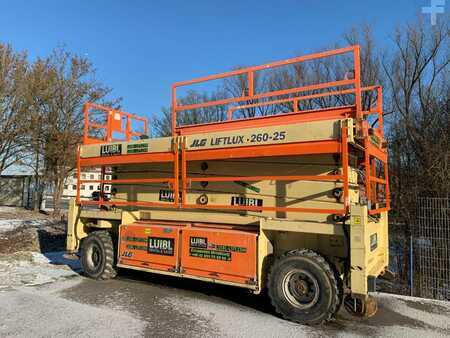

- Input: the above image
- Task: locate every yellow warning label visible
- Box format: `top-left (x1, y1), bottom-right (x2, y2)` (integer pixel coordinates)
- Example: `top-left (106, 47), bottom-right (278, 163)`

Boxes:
top-left (353, 216), bottom-right (361, 225)
top-left (144, 228), bottom-right (151, 235)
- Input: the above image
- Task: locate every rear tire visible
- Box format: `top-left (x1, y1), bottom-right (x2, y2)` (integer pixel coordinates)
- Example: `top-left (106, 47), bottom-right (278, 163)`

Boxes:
top-left (268, 249), bottom-right (340, 325)
top-left (81, 230), bottom-right (117, 280)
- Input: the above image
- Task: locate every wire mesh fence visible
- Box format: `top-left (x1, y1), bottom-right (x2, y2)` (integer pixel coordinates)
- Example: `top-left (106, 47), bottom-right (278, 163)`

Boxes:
top-left (382, 196), bottom-right (450, 300)
top-left (385, 223), bottom-right (411, 295)
top-left (413, 197), bottom-right (450, 300)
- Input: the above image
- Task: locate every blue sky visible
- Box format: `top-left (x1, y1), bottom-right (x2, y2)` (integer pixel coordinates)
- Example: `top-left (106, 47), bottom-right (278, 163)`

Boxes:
top-left (0, 0), bottom-right (438, 122)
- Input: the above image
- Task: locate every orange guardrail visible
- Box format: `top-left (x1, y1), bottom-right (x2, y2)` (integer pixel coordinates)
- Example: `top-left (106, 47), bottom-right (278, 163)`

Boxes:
top-left (83, 103), bottom-right (148, 145)
top-left (171, 45), bottom-right (363, 135)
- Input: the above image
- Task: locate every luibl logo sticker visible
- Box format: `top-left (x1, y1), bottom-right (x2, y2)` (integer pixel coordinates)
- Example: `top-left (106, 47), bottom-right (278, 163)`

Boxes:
top-left (100, 144), bottom-right (122, 156)
top-left (190, 236), bottom-right (208, 248)
top-left (147, 237), bottom-right (174, 256)
top-left (231, 196), bottom-right (263, 207)
top-left (159, 189), bottom-right (182, 202)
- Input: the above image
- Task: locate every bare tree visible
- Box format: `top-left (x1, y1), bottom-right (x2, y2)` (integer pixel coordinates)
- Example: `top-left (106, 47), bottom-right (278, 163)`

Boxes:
top-left (381, 18), bottom-right (449, 286)
top-left (0, 43), bottom-right (28, 174)
top-left (45, 48), bottom-right (120, 215)
top-left (384, 19), bottom-right (449, 221)
top-left (22, 47), bottom-right (120, 214)
top-left (222, 68), bottom-right (274, 118)
top-left (22, 57), bottom-right (52, 210)
top-left (153, 90), bottom-right (227, 137)
top-left (152, 107), bottom-right (172, 137)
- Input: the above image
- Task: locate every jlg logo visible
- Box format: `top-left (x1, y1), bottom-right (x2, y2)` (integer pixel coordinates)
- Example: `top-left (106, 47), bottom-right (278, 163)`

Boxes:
top-left (189, 138), bottom-right (207, 148)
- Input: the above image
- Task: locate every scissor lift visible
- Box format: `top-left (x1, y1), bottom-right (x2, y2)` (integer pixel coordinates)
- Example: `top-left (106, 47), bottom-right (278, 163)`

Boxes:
top-left (66, 45), bottom-right (390, 325)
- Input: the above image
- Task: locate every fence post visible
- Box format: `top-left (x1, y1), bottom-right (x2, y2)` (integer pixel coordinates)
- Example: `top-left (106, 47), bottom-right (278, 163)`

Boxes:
top-left (410, 234), bottom-right (414, 296)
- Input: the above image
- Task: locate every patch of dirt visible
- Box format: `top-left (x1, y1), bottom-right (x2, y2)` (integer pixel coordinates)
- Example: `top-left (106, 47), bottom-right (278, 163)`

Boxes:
top-left (376, 279), bottom-right (410, 295)
top-left (0, 225), bottom-right (66, 254)
top-left (0, 227), bottom-right (40, 253)
top-left (0, 207), bottom-right (60, 221)
top-left (0, 207), bottom-right (66, 254)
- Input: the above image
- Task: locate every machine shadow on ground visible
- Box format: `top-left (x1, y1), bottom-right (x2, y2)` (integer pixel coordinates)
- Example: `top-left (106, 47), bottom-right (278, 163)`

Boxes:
top-left (116, 267), bottom-right (275, 314)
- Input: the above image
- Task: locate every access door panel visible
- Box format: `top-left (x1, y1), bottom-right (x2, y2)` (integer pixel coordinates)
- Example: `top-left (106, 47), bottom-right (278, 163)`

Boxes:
top-left (181, 227), bottom-right (257, 285)
top-left (119, 223), bottom-right (182, 272)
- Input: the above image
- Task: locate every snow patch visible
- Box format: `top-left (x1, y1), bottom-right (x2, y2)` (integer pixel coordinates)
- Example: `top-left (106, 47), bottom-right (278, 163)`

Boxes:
top-left (0, 251), bottom-right (81, 289)
top-left (0, 206), bottom-right (17, 213)
top-left (0, 219), bottom-right (50, 233)
top-left (0, 219), bottom-right (24, 233)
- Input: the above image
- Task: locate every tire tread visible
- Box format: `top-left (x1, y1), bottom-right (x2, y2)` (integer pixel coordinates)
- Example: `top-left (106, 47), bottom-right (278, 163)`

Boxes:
top-left (83, 230), bottom-right (117, 280)
top-left (268, 249), bottom-right (341, 325)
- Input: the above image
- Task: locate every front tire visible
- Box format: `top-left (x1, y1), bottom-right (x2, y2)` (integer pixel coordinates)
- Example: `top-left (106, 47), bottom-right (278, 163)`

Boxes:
top-left (81, 231), bottom-right (117, 280)
top-left (268, 249), bottom-right (341, 325)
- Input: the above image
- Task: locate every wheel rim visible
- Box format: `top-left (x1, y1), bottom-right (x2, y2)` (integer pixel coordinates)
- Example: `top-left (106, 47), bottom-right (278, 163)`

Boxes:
top-left (85, 242), bottom-right (103, 271)
top-left (282, 269), bottom-right (320, 309)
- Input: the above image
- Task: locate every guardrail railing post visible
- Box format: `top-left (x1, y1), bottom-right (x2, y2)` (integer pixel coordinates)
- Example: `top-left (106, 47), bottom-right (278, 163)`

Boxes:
top-left (171, 86), bottom-right (177, 136)
top-left (173, 137), bottom-right (179, 206)
top-left (106, 110), bottom-right (113, 142)
top-left (248, 71), bottom-right (254, 97)
top-left (76, 146), bottom-right (81, 205)
top-left (126, 114), bottom-right (131, 141)
top-left (83, 103), bottom-right (89, 144)
top-left (377, 86), bottom-right (384, 136)
top-left (353, 45), bottom-right (362, 120)
top-left (342, 126), bottom-right (349, 213)
top-left (293, 97), bottom-right (299, 112)
top-left (181, 138), bottom-right (187, 207)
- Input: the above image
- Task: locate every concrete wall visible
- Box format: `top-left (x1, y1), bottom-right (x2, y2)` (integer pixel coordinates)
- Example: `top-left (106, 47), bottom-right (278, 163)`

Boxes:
top-left (0, 176), bottom-right (29, 207)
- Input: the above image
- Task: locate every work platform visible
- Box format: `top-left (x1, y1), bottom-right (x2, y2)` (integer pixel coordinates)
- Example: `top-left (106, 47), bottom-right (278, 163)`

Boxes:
top-left (75, 45), bottom-right (389, 220)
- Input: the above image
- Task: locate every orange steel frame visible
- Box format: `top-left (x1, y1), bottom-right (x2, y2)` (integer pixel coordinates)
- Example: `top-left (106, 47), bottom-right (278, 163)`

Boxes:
top-left (171, 45), bottom-right (362, 136)
top-left (83, 103), bottom-right (148, 145)
top-left (76, 45), bottom-right (390, 216)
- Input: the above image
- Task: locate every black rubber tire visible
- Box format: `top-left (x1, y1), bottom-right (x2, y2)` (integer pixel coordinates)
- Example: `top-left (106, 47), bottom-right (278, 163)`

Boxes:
top-left (81, 230), bottom-right (117, 280)
top-left (331, 264), bottom-right (344, 317)
top-left (268, 249), bottom-right (340, 325)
